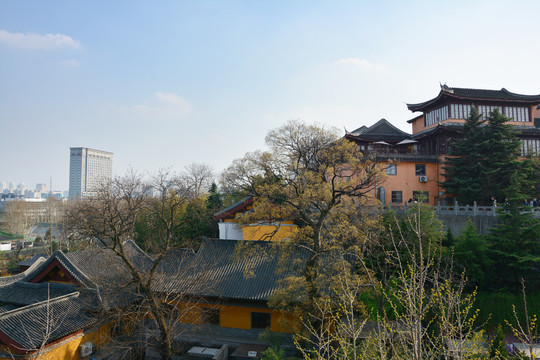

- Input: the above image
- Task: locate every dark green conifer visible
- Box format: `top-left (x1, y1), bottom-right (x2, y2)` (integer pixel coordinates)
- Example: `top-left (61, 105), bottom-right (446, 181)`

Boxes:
top-left (487, 173), bottom-right (540, 290)
top-left (441, 107), bottom-right (486, 204)
top-left (482, 109), bottom-right (522, 202)
top-left (453, 219), bottom-right (491, 288)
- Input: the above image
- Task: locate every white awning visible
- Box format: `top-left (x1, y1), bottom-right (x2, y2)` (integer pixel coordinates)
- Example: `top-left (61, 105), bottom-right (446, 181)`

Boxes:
top-left (396, 139), bottom-right (418, 145)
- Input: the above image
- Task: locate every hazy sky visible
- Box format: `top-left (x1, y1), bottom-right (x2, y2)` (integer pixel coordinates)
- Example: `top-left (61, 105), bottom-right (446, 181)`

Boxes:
top-left (1, 0), bottom-right (540, 191)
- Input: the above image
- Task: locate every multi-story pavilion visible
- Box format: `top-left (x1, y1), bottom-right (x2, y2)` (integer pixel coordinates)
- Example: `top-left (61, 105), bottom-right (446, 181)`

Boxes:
top-left (346, 85), bottom-right (540, 205)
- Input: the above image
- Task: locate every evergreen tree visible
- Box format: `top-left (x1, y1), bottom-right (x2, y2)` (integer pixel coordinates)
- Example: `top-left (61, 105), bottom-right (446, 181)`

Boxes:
top-left (441, 107), bottom-right (486, 204)
top-left (453, 219), bottom-right (491, 289)
top-left (442, 227), bottom-right (454, 248)
top-left (442, 107), bottom-right (528, 205)
top-left (487, 174), bottom-right (540, 291)
top-left (206, 182), bottom-right (223, 212)
top-left (482, 109), bottom-right (522, 202)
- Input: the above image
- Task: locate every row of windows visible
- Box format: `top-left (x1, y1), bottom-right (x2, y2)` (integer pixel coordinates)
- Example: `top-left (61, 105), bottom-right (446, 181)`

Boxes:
top-left (201, 307), bottom-right (271, 329)
top-left (426, 104), bottom-right (531, 126)
top-left (521, 139), bottom-right (540, 156)
top-left (425, 106), bottom-right (449, 126)
top-left (391, 191), bottom-right (429, 204)
top-left (386, 164), bottom-right (426, 176)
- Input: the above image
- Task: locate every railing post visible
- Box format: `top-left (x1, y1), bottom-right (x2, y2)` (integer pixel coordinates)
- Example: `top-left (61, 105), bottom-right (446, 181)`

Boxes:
top-left (473, 201), bottom-right (477, 216)
top-left (454, 200), bottom-right (459, 215)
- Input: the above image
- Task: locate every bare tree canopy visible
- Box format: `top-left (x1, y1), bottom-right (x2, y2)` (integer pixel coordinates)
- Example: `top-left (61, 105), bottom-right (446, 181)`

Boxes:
top-left (65, 168), bottom-right (217, 360)
top-left (221, 120), bottom-right (383, 314)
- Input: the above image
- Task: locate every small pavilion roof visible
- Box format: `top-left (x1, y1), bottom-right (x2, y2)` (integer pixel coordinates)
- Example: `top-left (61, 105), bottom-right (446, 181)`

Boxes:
top-left (0, 257), bottom-right (47, 287)
top-left (407, 85), bottom-right (540, 112)
top-left (346, 119), bottom-right (412, 143)
top-left (213, 196), bottom-right (254, 221)
top-left (16, 254), bottom-right (47, 268)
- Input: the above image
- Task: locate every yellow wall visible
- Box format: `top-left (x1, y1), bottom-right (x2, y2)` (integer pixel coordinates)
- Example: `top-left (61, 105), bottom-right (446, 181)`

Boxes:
top-left (242, 222), bottom-right (297, 241)
top-left (177, 301), bottom-right (299, 333)
top-left (0, 323), bottom-right (111, 360)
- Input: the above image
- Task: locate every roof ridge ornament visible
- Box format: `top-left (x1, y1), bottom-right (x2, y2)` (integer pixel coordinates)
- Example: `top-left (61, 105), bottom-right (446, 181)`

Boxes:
top-left (440, 83), bottom-right (454, 94)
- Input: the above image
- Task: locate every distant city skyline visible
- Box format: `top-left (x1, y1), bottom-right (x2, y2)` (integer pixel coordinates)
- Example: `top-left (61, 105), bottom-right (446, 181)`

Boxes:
top-left (2, 1), bottom-right (540, 190)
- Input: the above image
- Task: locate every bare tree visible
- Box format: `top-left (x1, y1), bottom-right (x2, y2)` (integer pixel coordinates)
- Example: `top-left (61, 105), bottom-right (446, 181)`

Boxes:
top-left (181, 163), bottom-right (214, 198)
top-left (222, 120), bottom-right (381, 303)
top-left (364, 203), bottom-right (485, 360)
top-left (65, 169), bottom-right (204, 360)
top-left (506, 279), bottom-right (539, 360)
top-left (1, 200), bottom-right (35, 239)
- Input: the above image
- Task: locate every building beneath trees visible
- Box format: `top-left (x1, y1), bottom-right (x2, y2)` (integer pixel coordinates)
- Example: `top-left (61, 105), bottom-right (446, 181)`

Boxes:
top-left (68, 147), bottom-right (113, 199)
top-left (345, 85), bottom-right (540, 205)
top-left (0, 238), bottom-right (299, 359)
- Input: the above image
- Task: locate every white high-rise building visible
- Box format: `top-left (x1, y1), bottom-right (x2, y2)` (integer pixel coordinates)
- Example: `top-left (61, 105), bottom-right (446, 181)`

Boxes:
top-left (69, 147), bottom-right (113, 198)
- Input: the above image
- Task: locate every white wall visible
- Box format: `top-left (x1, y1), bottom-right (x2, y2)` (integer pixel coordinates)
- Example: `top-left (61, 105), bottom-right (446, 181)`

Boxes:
top-left (218, 222), bottom-right (243, 240)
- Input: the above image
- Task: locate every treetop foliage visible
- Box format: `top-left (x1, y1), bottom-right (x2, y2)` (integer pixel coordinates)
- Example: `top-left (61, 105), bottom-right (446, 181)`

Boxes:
top-left (441, 107), bottom-right (537, 205)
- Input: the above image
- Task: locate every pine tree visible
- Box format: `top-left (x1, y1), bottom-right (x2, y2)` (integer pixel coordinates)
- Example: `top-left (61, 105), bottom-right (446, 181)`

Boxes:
top-left (487, 173), bottom-right (540, 291)
top-left (482, 108), bottom-right (522, 202)
top-left (441, 107), bottom-right (487, 204)
top-left (453, 219), bottom-right (491, 289)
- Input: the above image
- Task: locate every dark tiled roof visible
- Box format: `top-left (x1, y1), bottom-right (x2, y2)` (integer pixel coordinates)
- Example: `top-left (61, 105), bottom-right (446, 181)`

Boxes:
top-left (0, 305), bottom-right (16, 314)
top-left (0, 242), bottom-right (152, 353)
top-left (0, 292), bottom-right (98, 351)
top-left (515, 125), bottom-right (540, 136)
top-left (154, 239), bottom-right (309, 302)
top-left (350, 125), bottom-right (368, 134)
top-left (0, 257), bottom-right (47, 287)
top-left (412, 122), bottom-right (540, 140)
top-left (412, 122), bottom-right (464, 139)
top-left (346, 119), bottom-right (411, 143)
top-left (22, 250), bottom-right (97, 288)
top-left (213, 196), bottom-right (254, 221)
top-left (16, 254), bottom-right (47, 268)
top-left (407, 85), bottom-right (540, 112)
top-left (0, 282), bottom-right (76, 306)
top-left (64, 242), bottom-right (152, 308)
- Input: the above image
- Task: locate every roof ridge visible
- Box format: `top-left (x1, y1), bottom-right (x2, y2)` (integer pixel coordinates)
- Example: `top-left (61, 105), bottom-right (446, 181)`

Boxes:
top-left (22, 251), bottom-right (97, 289)
top-left (446, 85), bottom-right (502, 92)
top-left (0, 291), bottom-right (80, 319)
top-left (123, 239), bottom-right (153, 262)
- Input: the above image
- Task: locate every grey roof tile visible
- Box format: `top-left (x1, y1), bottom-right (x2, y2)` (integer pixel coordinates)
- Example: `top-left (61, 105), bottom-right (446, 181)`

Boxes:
top-left (16, 255), bottom-right (47, 268)
top-left (0, 292), bottom-right (98, 351)
top-left (0, 257), bottom-right (47, 287)
top-left (154, 239), bottom-right (309, 302)
top-left (347, 119), bottom-right (412, 143)
top-left (0, 282), bottom-right (76, 306)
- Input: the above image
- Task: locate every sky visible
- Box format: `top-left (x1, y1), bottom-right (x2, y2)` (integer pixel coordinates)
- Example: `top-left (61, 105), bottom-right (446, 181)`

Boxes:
top-left (1, 0), bottom-right (540, 192)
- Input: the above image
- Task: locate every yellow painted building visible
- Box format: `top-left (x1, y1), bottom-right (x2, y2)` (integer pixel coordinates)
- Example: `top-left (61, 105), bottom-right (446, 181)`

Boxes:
top-left (176, 301), bottom-right (298, 333)
top-left (0, 243), bottom-right (151, 359)
top-left (214, 196), bottom-right (298, 241)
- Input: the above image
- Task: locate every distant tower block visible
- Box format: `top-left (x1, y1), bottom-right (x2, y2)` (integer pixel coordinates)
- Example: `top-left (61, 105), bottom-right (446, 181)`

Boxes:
top-left (69, 147), bottom-right (113, 199)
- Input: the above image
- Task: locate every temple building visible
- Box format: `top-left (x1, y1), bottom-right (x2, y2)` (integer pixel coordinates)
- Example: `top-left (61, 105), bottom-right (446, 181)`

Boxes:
top-left (346, 85), bottom-right (540, 205)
